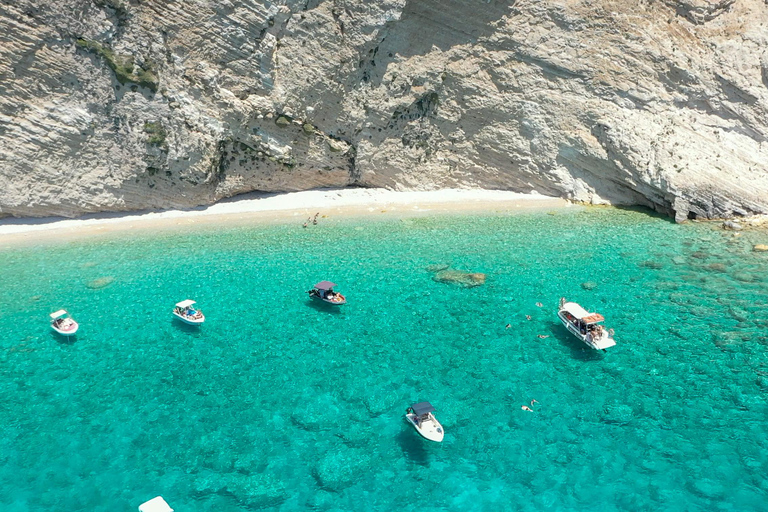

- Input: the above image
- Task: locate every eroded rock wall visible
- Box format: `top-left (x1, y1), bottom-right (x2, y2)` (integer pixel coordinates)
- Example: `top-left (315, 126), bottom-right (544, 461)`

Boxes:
top-left (1, 0), bottom-right (767, 220)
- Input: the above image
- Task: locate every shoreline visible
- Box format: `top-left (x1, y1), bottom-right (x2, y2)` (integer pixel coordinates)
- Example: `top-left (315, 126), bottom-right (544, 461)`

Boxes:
top-left (0, 188), bottom-right (571, 247)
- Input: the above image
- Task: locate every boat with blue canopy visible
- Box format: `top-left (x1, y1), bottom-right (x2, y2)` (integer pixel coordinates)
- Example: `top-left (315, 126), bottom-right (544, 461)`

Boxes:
top-left (405, 401), bottom-right (444, 442)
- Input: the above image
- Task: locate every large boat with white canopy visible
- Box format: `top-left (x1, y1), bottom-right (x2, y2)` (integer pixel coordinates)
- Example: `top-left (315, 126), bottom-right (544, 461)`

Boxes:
top-left (173, 299), bottom-right (205, 325)
top-left (557, 298), bottom-right (616, 350)
top-left (50, 310), bottom-right (79, 336)
top-left (405, 401), bottom-right (444, 442)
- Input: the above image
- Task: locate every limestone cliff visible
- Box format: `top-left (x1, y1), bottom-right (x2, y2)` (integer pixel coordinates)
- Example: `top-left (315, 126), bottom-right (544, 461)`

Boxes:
top-left (1, 0), bottom-right (767, 220)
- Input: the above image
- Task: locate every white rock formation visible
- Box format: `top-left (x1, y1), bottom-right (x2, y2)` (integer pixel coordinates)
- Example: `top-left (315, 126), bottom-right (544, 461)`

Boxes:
top-left (1, 0), bottom-right (767, 220)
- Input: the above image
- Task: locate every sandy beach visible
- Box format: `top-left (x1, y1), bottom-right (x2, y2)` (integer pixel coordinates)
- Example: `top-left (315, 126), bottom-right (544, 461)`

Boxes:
top-left (0, 188), bottom-right (570, 246)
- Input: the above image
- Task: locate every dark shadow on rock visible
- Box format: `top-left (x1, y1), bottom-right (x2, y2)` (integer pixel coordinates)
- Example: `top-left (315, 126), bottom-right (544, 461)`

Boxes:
top-left (363, 0), bottom-right (515, 87)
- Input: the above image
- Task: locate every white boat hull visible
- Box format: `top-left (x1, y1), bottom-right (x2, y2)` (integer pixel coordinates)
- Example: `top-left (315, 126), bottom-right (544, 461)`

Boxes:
top-left (406, 413), bottom-right (444, 442)
top-left (51, 321), bottom-right (79, 336)
top-left (557, 311), bottom-right (615, 350)
top-left (309, 292), bottom-right (346, 305)
top-left (173, 311), bottom-right (205, 325)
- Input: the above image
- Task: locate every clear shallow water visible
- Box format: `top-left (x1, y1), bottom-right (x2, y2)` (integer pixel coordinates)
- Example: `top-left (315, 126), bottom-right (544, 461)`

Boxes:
top-left (0, 207), bottom-right (767, 511)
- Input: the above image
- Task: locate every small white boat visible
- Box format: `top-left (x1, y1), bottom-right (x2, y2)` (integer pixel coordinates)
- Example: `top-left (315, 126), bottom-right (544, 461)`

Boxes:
top-left (405, 402), bottom-right (444, 442)
top-left (307, 281), bottom-right (346, 305)
top-left (50, 309), bottom-right (79, 336)
top-left (173, 299), bottom-right (205, 325)
top-left (557, 298), bottom-right (616, 350)
top-left (138, 496), bottom-right (173, 512)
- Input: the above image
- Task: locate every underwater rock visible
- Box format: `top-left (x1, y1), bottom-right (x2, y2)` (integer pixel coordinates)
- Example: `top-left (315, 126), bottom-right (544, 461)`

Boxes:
top-left (753, 244), bottom-right (768, 252)
top-left (433, 269), bottom-right (486, 288)
top-left (600, 402), bottom-right (633, 425)
top-left (581, 281), bottom-right (597, 290)
top-left (728, 308), bottom-right (749, 322)
top-left (290, 394), bottom-right (341, 431)
top-left (86, 276), bottom-right (114, 289)
top-left (722, 221), bottom-right (742, 231)
top-left (639, 260), bottom-right (663, 270)
top-left (224, 472), bottom-right (288, 509)
top-left (704, 263), bottom-right (726, 273)
top-left (312, 447), bottom-right (371, 492)
top-left (426, 263), bottom-right (450, 273)
top-left (733, 273), bottom-right (759, 283)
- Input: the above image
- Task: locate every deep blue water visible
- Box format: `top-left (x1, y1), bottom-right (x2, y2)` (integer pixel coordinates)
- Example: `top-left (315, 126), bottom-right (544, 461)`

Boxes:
top-left (0, 206), bottom-right (766, 511)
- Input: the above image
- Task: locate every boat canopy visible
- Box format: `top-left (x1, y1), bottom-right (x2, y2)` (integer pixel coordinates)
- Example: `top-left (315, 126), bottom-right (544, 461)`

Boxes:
top-left (314, 281), bottom-right (337, 290)
top-left (561, 302), bottom-right (589, 318)
top-left (411, 402), bottom-right (436, 416)
top-left (138, 496), bottom-right (174, 512)
top-left (175, 299), bottom-right (196, 308)
top-left (50, 310), bottom-right (68, 319)
top-left (581, 313), bottom-right (605, 324)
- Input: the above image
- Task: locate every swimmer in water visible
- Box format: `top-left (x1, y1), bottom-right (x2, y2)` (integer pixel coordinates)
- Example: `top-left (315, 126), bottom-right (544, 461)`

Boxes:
top-left (537, 334), bottom-right (550, 339)
top-left (521, 405), bottom-right (533, 412)
top-left (530, 399), bottom-right (538, 406)
top-left (505, 324), bottom-right (511, 329)
top-left (535, 302), bottom-right (543, 307)
top-left (526, 315), bottom-right (532, 320)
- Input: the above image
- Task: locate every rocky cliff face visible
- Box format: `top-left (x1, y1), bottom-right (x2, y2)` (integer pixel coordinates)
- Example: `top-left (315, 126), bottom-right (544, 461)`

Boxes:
top-left (1, 0), bottom-right (767, 220)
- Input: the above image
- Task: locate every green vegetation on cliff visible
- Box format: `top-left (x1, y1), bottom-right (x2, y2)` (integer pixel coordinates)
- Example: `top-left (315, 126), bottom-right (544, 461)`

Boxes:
top-left (143, 121), bottom-right (167, 147)
top-left (76, 38), bottom-right (158, 92)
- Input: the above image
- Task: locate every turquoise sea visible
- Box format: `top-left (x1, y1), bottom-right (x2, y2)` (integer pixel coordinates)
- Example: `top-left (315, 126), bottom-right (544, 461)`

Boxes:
top-left (1, 206), bottom-right (767, 511)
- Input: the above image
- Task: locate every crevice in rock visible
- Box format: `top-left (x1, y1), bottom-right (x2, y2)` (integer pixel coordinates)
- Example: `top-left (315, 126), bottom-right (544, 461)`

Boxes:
top-left (663, 0), bottom-right (735, 25)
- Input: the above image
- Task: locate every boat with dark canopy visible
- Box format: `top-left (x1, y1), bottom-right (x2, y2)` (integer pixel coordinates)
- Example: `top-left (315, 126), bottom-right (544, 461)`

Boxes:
top-left (307, 281), bottom-right (346, 305)
top-left (405, 401), bottom-right (444, 442)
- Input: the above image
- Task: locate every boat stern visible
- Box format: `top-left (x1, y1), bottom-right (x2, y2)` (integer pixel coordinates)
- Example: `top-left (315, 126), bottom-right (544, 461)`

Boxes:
top-left (593, 334), bottom-right (616, 350)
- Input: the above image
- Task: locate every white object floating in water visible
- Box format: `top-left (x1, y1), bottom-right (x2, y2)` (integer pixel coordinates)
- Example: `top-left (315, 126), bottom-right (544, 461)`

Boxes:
top-left (138, 496), bottom-right (173, 512)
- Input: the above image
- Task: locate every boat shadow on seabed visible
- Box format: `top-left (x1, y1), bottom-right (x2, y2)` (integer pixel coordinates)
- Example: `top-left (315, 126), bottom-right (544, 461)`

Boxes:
top-left (50, 331), bottom-right (77, 345)
top-left (546, 324), bottom-right (607, 362)
top-left (171, 318), bottom-right (205, 336)
top-left (396, 427), bottom-right (438, 467)
top-left (305, 299), bottom-right (344, 315)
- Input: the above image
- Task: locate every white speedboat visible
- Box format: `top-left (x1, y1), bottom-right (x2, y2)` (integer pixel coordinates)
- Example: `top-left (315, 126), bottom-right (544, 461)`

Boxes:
top-left (307, 281), bottom-right (346, 305)
top-left (405, 402), bottom-right (444, 442)
top-left (557, 298), bottom-right (616, 350)
top-left (50, 309), bottom-right (79, 336)
top-left (173, 299), bottom-right (205, 325)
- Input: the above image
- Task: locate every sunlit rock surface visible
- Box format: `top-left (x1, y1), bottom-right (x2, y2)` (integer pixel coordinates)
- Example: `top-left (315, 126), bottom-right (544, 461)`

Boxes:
top-left (1, 0), bottom-right (767, 219)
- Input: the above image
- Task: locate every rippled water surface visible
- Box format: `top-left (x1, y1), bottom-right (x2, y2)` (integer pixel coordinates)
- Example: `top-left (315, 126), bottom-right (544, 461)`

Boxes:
top-left (1, 207), bottom-right (767, 511)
